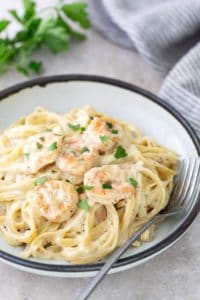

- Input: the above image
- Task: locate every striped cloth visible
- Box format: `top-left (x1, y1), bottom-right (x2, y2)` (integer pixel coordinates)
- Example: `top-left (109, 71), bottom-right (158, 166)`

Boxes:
top-left (88, 0), bottom-right (200, 137)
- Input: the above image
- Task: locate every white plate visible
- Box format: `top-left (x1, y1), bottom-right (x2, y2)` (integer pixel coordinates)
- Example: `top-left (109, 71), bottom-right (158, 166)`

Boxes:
top-left (0, 75), bottom-right (199, 278)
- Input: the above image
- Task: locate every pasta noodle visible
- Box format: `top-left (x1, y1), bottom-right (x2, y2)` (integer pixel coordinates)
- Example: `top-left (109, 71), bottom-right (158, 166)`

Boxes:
top-left (0, 106), bottom-right (178, 264)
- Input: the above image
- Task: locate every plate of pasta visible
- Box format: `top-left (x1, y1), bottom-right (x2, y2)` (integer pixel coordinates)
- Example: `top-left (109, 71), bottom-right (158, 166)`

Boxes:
top-left (0, 75), bottom-right (199, 277)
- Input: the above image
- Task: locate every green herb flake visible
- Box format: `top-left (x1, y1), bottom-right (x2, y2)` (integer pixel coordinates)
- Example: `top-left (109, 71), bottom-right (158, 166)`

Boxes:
top-left (68, 123), bottom-right (81, 131)
top-left (81, 146), bottom-right (89, 153)
top-left (102, 183), bottom-right (112, 189)
top-left (39, 137), bottom-right (45, 141)
top-left (76, 186), bottom-right (84, 193)
top-left (78, 199), bottom-right (90, 212)
top-left (84, 185), bottom-right (93, 190)
top-left (36, 142), bottom-right (43, 150)
top-left (112, 129), bottom-right (119, 134)
top-left (80, 127), bottom-right (86, 133)
top-left (51, 170), bottom-right (56, 173)
top-left (114, 146), bottom-right (127, 159)
top-left (66, 179), bottom-right (70, 183)
top-left (34, 176), bottom-right (47, 186)
top-left (48, 142), bottom-right (58, 151)
top-left (129, 178), bottom-right (138, 188)
top-left (46, 128), bottom-right (52, 132)
top-left (100, 135), bottom-right (109, 142)
top-left (106, 121), bottom-right (113, 129)
top-left (24, 152), bottom-right (30, 158)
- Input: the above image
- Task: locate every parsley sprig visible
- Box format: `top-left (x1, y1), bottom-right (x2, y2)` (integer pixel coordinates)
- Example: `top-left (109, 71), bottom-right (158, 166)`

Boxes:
top-left (0, 0), bottom-right (90, 76)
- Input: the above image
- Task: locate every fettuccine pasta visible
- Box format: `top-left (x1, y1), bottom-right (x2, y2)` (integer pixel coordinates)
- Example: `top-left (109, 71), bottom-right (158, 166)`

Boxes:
top-left (0, 106), bottom-right (178, 263)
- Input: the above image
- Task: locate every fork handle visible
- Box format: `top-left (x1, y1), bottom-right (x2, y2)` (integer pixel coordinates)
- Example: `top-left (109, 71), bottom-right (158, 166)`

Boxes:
top-left (76, 214), bottom-right (163, 300)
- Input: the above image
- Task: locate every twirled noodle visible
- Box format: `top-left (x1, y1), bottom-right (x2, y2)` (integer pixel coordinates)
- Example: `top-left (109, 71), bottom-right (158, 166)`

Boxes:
top-left (0, 106), bottom-right (178, 264)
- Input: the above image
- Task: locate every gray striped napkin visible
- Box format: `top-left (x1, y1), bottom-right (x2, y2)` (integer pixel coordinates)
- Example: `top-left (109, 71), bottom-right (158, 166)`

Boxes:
top-left (88, 0), bottom-right (200, 137)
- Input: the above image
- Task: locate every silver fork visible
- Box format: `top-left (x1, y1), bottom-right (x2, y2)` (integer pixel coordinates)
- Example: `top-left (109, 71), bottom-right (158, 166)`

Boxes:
top-left (77, 158), bottom-right (200, 300)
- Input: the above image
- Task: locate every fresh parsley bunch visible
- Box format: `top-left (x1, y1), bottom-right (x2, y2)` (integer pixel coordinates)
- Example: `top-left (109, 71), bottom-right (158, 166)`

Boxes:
top-left (0, 0), bottom-right (91, 76)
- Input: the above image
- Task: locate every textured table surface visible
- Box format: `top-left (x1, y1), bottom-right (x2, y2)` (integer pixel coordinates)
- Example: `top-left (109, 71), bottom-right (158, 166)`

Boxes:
top-left (0, 1), bottom-right (200, 300)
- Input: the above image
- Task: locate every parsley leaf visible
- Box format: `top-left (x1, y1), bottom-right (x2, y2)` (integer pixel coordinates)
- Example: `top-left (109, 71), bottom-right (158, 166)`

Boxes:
top-left (8, 9), bottom-right (23, 24)
top-left (48, 142), bottom-right (57, 151)
top-left (114, 146), bottom-right (127, 159)
top-left (102, 183), bottom-right (112, 189)
top-left (61, 3), bottom-right (91, 29)
top-left (80, 126), bottom-right (86, 133)
top-left (34, 176), bottom-right (47, 186)
top-left (76, 185), bottom-right (93, 193)
top-left (100, 135), bottom-right (109, 142)
top-left (129, 178), bottom-right (138, 188)
top-left (112, 129), bottom-right (118, 134)
top-left (28, 60), bottom-right (42, 74)
top-left (81, 146), bottom-right (89, 153)
top-left (68, 123), bottom-right (81, 131)
top-left (78, 199), bottom-right (90, 212)
top-left (46, 128), bottom-right (52, 132)
top-left (36, 142), bottom-right (43, 149)
top-left (0, 20), bottom-right (10, 32)
top-left (84, 185), bottom-right (93, 190)
top-left (76, 186), bottom-right (84, 193)
top-left (106, 121), bottom-right (113, 129)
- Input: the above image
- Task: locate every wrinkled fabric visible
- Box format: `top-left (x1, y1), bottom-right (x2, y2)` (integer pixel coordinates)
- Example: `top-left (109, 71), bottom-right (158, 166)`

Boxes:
top-left (89, 0), bottom-right (200, 137)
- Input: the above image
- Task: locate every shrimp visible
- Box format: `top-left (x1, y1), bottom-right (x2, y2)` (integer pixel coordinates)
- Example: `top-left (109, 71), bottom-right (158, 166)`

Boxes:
top-left (84, 117), bottom-right (130, 153)
top-left (56, 137), bottom-right (99, 184)
top-left (31, 180), bottom-right (78, 222)
top-left (23, 132), bottom-right (62, 174)
top-left (84, 164), bottom-right (141, 204)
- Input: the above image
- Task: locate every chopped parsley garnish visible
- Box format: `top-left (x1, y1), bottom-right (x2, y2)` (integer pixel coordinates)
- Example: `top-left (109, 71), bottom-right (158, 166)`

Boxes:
top-left (81, 146), bottom-right (89, 153)
top-left (68, 123), bottom-right (86, 133)
top-left (68, 123), bottom-right (81, 131)
top-left (66, 179), bottom-right (70, 183)
top-left (76, 186), bottom-right (84, 193)
top-left (90, 116), bottom-right (94, 120)
top-left (46, 128), bottom-right (52, 132)
top-left (106, 121), bottom-right (113, 129)
top-left (129, 178), bottom-right (138, 188)
top-left (36, 142), bottom-right (43, 150)
top-left (39, 137), bottom-right (45, 141)
top-left (24, 152), bottom-right (30, 158)
top-left (100, 135), bottom-right (109, 142)
top-left (114, 146), bottom-right (127, 159)
top-left (76, 185), bottom-right (93, 193)
top-left (34, 176), bottom-right (47, 186)
top-left (112, 129), bottom-right (119, 134)
top-left (78, 199), bottom-right (90, 212)
top-left (48, 142), bottom-right (57, 151)
top-left (80, 127), bottom-right (86, 133)
top-left (51, 170), bottom-right (56, 173)
top-left (84, 185), bottom-right (93, 190)
top-left (102, 183), bottom-right (112, 189)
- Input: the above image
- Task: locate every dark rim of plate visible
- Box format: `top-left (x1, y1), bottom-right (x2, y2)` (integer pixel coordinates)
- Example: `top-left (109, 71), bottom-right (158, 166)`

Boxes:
top-left (0, 74), bottom-right (199, 273)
